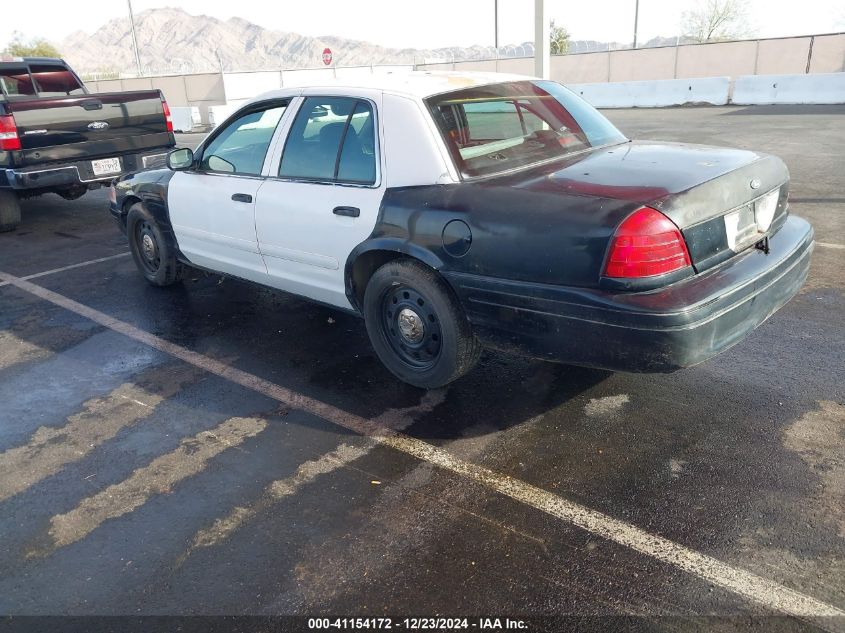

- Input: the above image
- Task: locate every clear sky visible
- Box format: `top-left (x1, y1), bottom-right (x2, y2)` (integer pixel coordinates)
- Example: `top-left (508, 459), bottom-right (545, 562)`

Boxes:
top-left (5, 0), bottom-right (845, 50)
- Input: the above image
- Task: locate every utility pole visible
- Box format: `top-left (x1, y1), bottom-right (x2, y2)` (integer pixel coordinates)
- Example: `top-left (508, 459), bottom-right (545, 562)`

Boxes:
top-left (633, 0), bottom-right (640, 49)
top-left (534, 0), bottom-right (550, 79)
top-left (127, 0), bottom-right (143, 76)
top-left (494, 0), bottom-right (499, 51)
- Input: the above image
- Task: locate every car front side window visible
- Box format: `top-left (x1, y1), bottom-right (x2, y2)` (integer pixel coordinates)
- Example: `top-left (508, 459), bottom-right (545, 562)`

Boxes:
top-left (200, 105), bottom-right (287, 176)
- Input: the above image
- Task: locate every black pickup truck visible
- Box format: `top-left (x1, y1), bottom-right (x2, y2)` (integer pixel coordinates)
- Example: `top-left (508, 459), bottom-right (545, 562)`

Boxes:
top-left (0, 57), bottom-right (175, 231)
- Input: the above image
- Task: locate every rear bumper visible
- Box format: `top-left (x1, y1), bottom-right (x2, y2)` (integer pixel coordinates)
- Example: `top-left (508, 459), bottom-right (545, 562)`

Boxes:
top-left (0, 149), bottom-right (171, 191)
top-left (444, 215), bottom-right (814, 372)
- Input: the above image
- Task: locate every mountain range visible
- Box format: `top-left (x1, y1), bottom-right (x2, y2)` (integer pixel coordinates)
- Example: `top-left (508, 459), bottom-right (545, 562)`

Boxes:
top-left (56, 7), bottom-right (688, 77)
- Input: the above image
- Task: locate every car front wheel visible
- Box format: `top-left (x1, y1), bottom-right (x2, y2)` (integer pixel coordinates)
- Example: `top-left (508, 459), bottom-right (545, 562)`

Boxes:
top-left (363, 260), bottom-right (481, 388)
top-left (126, 203), bottom-right (184, 286)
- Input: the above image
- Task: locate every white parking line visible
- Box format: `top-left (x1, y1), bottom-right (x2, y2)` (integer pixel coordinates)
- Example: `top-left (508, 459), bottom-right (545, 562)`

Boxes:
top-left (1, 268), bottom-right (842, 619)
top-left (180, 391), bottom-right (445, 562)
top-left (182, 443), bottom-right (370, 562)
top-left (0, 364), bottom-right (204, 502)
top-left (817, 242), bottom-right (845, 250)
top-left (45, 416), bottom-right (267, 551)
top-left (0, 252), bottom-right (130, 288)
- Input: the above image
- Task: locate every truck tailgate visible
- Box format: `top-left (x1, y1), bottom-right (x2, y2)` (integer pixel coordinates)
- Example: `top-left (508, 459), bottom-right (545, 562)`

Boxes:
top-left (6, 90), bottom-right (172, 166)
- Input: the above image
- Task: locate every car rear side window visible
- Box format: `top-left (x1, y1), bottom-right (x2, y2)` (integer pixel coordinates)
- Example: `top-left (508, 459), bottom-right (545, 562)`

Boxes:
top-left (279, 97), bottom-right (377, 185)
top-left (200, 104), bottom-right (287, 176)
top-left (0, 67), bottom-right (36, 97)
top-left (427, 80), bottom-right (626, 178)
top-left (29, 65), bottom-right (85, 96)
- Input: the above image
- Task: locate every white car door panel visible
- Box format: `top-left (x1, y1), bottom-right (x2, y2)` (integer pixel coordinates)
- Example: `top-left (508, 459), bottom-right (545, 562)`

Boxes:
top-left (255, 95), bottom-right (385, 309)
top-left (169, 172), bottom-right (267, 283)
top-left (168, 102), bottom-right (290, 285)
top-left (255, 181), bottom-right (383, 306)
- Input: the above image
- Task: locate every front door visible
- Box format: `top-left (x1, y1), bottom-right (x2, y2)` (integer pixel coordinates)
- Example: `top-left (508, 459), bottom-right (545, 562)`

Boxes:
top-left (168, 102), bottom-right (289, 284)
top-left (255, 96), bottom-right (384, 308)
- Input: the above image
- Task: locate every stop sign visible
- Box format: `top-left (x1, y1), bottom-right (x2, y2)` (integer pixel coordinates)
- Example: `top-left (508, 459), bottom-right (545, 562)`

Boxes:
top-left (322, 48), bottom-right (333, 65)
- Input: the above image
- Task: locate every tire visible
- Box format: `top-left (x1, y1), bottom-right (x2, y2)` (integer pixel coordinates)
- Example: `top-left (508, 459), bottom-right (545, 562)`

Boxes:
top-left (126, 203), bottom-right (184, 287)
top-left (363, 259), bottom-right (482, 388)
top-left (0, 190), bottom-right (21, 233)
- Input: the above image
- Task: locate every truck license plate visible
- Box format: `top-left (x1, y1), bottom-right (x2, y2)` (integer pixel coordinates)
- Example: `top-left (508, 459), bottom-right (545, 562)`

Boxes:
top-left (91, 157), bottom-right (121, 176)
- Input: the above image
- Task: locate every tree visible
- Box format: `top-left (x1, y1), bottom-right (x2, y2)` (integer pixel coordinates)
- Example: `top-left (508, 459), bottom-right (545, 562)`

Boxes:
top-left (2, 33), bottom-right (61, 58)
top-left (550, 20), bottom-right (570, 55)
top-left (681, 0), bottom-right (753, 43)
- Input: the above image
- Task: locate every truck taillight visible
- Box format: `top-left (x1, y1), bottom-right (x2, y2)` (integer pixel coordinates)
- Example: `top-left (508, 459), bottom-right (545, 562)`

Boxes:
top-left (161, 99), bottom-right (174, 133)
top-left (604, 207), bottom-right (692, 279)
top-left (0, 114), bottom-right (21, 151)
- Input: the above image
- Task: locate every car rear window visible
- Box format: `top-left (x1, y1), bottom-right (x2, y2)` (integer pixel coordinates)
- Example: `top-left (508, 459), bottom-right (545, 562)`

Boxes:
top-left (29, 64), bottom-right (85, 96)
top-left (0, 67), bottom-right (37, 97)
top-left (426, 80), bottom-right (626, 178)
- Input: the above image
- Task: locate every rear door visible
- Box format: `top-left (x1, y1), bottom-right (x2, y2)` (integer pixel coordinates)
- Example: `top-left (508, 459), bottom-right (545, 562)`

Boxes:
top-left (255, 95), bottom-right (385, 309)
top-left (168, 101), bottom-right (290, 284)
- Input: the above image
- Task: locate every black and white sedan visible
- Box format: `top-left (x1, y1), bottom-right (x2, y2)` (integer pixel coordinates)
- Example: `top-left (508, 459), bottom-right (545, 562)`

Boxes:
top-left (111, 72), bottom-right (813, 388)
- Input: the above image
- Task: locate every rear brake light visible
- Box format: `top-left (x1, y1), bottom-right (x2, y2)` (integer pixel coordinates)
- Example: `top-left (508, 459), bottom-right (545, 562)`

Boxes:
top-left (604, 207), bottom-right (692, 278)
top-left (161, 99), bottom-right (174, 133)
top-left (0, 115), bottom-right (21, 151)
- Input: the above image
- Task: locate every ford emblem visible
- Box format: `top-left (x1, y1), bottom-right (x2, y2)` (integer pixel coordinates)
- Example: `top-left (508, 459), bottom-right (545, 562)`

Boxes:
top-left (750, 178), bottom-right (761, 190)
top-left (87, 121), bottom-right (109, 131)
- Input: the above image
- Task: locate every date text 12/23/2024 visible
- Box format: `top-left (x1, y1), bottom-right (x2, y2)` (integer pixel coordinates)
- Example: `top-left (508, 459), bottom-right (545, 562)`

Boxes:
top-left (308, 618), bottom-right (528, 630)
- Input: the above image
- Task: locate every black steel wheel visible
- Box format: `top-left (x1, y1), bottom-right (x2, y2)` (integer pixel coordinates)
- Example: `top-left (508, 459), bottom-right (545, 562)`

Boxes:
top-left (126, 203), bottom-right (184, 287)
top-left (136, 219), bottom-right (162, 276)
top-left (363, 259), bottom-right (481, 388)
top-left (380, 285), bottom-right (443, 370)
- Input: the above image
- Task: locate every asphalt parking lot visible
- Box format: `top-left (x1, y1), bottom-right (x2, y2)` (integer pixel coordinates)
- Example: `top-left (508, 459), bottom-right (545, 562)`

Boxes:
top-left (0, 105), bottom-right (843, 631)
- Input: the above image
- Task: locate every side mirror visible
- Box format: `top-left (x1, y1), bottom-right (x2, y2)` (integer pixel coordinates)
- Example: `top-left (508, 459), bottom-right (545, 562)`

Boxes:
top-left (166, 148), bottom-right (194, 171)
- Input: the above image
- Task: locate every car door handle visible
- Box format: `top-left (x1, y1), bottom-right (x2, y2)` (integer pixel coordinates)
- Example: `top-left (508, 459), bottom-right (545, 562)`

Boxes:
top-left (81, 99), bottom-right (103, 111)
top-left (333, 206), bottom-right (360, 218)
top-left (231, 193), bottom-right (253, 203)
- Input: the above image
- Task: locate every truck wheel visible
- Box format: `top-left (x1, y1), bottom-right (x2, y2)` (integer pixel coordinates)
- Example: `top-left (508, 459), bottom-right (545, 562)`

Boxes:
top-left (363, 259), bottom-right (482, 389)
top-left (0, 190), bottom-right (21, 233)
top-left (126, 203), bottom-right (184, 287)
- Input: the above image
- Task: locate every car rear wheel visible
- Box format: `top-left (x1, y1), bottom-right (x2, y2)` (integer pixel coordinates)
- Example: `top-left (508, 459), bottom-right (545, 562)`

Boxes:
top-left (363, 260), bottom-right (481, 388)
top-left (127, 203), bottom-right (184, 286)
top-left (0, 190), bottom-right (21, 233)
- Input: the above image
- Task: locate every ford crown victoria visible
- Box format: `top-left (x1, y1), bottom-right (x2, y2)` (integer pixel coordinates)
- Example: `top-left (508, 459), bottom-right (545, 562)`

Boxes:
top-left (110, 72), bottom-right (813, 388)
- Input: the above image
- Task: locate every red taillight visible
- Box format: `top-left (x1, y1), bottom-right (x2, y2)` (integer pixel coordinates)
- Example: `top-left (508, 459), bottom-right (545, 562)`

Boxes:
top-left (604, 207), bottom-right (692, 278)
top-left (0, 114), bottom-right (21, 151)
top-left (161, 99), bottom-right (174, 133)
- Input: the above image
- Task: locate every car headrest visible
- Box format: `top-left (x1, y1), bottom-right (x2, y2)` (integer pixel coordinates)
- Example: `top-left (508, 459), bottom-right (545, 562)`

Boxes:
top-left (329, 100), bottom-right (354, 117)
top-left (319, 122), bottom-right (347, 146)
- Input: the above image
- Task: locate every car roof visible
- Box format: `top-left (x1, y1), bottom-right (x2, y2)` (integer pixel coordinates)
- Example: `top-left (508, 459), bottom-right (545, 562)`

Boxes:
top-left (256, 71), bottom-right (540, 101)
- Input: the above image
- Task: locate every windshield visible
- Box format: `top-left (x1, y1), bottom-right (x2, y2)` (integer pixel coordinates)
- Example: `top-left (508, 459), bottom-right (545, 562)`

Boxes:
top-left (426, 80), bottom-right (626, 178)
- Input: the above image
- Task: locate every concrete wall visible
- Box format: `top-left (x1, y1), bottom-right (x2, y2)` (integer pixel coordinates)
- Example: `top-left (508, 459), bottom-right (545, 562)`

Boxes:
top-left (552, 52), bottom-right (610, 83)
top-left (733, 72), bottom-right (845, 104)
top-left (85, 73), bottom-right (226, 124)
top-left (609, 47), bottom-right (676, 82)
top-left (676, 40), bottom-right (758, 78)
top-left (756, 37), bottom-right (811, 74)
top-left (416, 32), bottom-right (845, 81)
top-left (570, 77), bottom-right (731, 108)
top-left (809, 34), bottom-right (845, 73)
